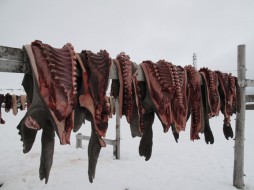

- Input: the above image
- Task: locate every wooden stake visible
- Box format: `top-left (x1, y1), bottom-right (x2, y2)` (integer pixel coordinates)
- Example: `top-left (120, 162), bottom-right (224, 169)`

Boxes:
top-left (114, 99), bottom-right (121, 160)
top-left (233, 45), bottom-right (246, 189)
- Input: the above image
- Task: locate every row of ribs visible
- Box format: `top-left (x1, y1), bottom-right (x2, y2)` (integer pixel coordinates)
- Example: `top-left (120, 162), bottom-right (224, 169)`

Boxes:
top-left (17, 40), bottom-right (240, 184)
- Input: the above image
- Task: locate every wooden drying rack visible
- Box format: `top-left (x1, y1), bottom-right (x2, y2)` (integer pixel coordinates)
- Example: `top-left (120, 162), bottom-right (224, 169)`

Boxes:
top-left (0, 44), bottom-right (254, 189)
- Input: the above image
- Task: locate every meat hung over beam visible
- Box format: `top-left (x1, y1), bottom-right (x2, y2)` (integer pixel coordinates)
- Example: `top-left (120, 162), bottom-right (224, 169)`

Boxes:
top-left (141, 60), bottom-right (188, 133)
top-left (216, 71), bottom-right (241, 139)
top-left (138, 60), bottom-right (189, 161)
top-left (199, 68), bottom-right (221, 117)
top-left (1, 40), bottom-right (241, 185)
top-left (17, 40), bottom-right (78, 183)
top-left (76, 49), bottom-right (112, 183)
top-left (185, 65), bottom-right (203, 141)
top-left (110, 52), bottom-right (142, 138)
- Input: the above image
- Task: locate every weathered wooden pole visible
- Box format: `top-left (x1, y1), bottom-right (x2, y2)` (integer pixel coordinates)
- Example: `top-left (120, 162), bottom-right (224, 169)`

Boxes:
top-left (113, 99), bottom-right (121, 160)
top-left (233, 45), bottom-right (246, 189)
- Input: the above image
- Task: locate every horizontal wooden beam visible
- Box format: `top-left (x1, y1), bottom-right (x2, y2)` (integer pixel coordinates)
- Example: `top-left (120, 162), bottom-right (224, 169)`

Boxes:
top-left (0, 58), bottom-right (26, 73)
top-left (246, 104), bottom-right (254, 110)
top-left (0, 46), bottom-right (27, 73)
top-left (238, 78), bottom-right (254, 87)
top-left (245, 79), bottom-right (254, 87)
top-left (76, 133), bottom-right (117, 146)
top-left (0, 46), bottom-right (23, 60)
top-left (246, 95), bottom-right (254, 103)
top-left (109, 62), bottom-right (145, 81)
top-left (1, 45), bottom-right (253, 84)
top-left (0, 45), bottom-right (146, 81)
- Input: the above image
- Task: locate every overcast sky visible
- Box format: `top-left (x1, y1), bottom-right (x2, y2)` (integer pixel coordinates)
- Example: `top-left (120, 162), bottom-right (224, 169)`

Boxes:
top-left (0, 0), bottom-right (253, 89)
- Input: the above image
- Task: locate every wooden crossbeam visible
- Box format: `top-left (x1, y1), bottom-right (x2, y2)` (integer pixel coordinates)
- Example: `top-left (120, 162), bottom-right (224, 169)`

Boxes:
top-left (0, 45), bottom-right (145, 81)
top-left (246, 95), bottom-right (254, 103)
top-left (0, 46), bottom-right (27, 73)
top-left (2, 45), bottom-right (254, 86)
top-left (246, 104), bottom-right (254, 110)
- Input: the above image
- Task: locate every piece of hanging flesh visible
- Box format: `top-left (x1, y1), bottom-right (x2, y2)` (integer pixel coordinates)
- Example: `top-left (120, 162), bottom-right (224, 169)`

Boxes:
top-left (216, 71), bottom-right (234, 140)
top-left (17, 107), bottom-right (49, 154)
top-left (88, 129), bottom-right (102, 183)
top-left (0, 94), bottom-right (5, 124)
top-left (139, 111), bottom-right (155, 161)
top-left (223, 119), bottom-right (234, 140)
top-left (170, 124), bottom-right (179, 143)
top-left (12, 95), bottom-right (18, 116)
top-left (16, 60), bottom-right (50, 153)
top-left (129, 76), bottom-right (144, 138)
top-left (73, 73), bottom-right (87, 132)
top-left (129, 103), bottom-right (142, 137)
top-left (39, 120), bottom-right (55, 184)
top-left (20, 95), bottom-right (27, 110)
top-left (73, 104), bottom-right (87, 132)
top-left (204, 120), bottom-right (214, 144)
top-left (4, 93), bottom-right (12, 113)
top-left (201, 76), bottom-right (214, 144)
top-left (112, 55), bottom-right (141, 138)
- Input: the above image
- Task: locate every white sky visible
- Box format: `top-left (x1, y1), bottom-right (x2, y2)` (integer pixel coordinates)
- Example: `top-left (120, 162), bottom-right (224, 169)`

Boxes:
top-left (0, 0), bottom-right (253, 89)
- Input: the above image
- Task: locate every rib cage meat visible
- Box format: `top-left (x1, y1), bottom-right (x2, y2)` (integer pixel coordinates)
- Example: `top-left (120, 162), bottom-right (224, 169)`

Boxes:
top-left (79, 50), bottom-right (112, 137)
top-left (199, 68), bottom-right (220, 117)
top-left (78, 49), bottom-right (112, 183)
top-left (141, 60), bottom-right (188, 133)
top-left (110, 53), bottom-right (142, 137)
top-left (114, 53), bottom-right (134, 121)
top-left (185, 65), bottom-right (202, 140)
top-left (216, 71), bottom-right (241, 131)
top-left (141, 60), bottom-right (174, 132)
top-left (171, 65), bottom-right (188, 132)
top-left (31, 40), bottom-right (77, 144)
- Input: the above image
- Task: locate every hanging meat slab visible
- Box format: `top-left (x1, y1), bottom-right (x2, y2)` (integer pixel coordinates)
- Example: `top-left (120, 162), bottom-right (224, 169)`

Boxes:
top-left (139, 60), bottom-right (189, 161)
top-left (185, 65), bottom-right (203, 140)
top-left (78, 49), bottom-right (111, 183)
top-left (199, 68), bottom-right (220, 117)
top-left (111, 52), bottom-right (142, 138)
top-left (217, 71), bottom-right (241, 139)
top-left (17, 40), bottom-right (77, 183)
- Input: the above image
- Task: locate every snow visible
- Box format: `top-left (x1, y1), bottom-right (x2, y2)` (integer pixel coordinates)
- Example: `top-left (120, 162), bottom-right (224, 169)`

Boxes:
top-left (0, 106), bottom-right (253, 190)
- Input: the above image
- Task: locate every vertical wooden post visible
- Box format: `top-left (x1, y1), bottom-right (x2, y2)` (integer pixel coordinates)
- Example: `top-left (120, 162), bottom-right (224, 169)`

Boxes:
top-left (76, 133), bottom-right (83, 148)
top-left (233, 45), bottom-right (246, 189)
top-left (113, 99), bottom-right (121, 159)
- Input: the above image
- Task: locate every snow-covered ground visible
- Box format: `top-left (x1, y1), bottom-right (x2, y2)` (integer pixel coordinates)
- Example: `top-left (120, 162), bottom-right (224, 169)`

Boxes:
top-left (0, 104), bottom-right (253, 190)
